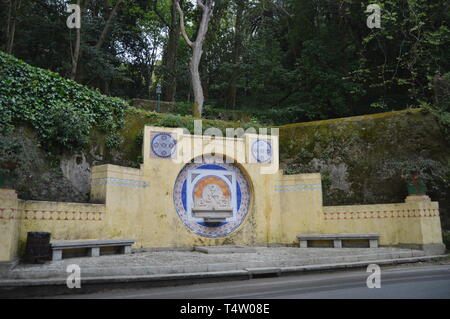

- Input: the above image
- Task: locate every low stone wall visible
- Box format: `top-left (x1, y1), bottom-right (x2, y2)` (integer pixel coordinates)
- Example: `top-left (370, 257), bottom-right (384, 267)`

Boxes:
top-left (18, 200), bottom-right (107, 242)
top-left (322, 198), bottom-right (444, 254)
top-left (0, 189), bottom-right (107, 262)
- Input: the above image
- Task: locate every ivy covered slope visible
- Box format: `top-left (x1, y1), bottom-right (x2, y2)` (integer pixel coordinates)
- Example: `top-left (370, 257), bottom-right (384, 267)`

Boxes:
top-left (0, 51), bottom-right (130, 202)
top-left (0, 51), bottom-right (128, 150)
top-left (279, 109), bottom-right (450, 229)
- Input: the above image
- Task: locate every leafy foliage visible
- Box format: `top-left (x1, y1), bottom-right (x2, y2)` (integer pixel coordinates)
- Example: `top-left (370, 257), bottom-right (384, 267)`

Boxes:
top-left (0, 52), bottom-right (129, 152)
top-left (193, 0), bottom-right (450, 123)
top-left (1, 0), bottom-right (449, 123)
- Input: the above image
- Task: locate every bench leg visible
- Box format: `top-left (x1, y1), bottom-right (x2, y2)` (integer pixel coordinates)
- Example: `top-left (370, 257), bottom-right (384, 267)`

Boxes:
top-left (333, 239), bottom-right (342, 248)
top-left (120, 245), bottom-right (132, 254)
top-left (88, 247), bottom-right (100, 257)
top-left (52, 250), bottom-right (62, 261)
top-left (369, 239), bottom-right (378, 248)
top-left (299, 240), bottom-right (308, 248)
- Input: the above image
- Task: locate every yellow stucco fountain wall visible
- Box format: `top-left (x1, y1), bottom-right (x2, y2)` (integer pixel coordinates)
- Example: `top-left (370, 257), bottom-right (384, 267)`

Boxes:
top-left (0, 125), bottom-right (445, 262)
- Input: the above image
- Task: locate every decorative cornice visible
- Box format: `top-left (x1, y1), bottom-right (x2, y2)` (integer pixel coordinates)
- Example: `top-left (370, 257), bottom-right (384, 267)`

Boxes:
top-left (0, 208), bottom-right (104, 221)
top-left (323, 208), bottom-right (439, 220)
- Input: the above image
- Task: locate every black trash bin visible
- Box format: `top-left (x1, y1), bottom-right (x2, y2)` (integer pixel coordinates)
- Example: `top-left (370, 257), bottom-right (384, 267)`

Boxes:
top-left (25, 232), bottom-right (51, 263)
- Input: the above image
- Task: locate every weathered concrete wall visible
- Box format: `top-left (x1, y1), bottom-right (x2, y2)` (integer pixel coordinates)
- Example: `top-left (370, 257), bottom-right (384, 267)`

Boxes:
top-left (322, 200), bottom-right (443, 254)
top-left (0, 189), bottom-right (106, 261)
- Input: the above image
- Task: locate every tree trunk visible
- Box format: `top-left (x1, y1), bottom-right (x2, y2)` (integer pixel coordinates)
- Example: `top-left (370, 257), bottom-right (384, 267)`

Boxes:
top-left (7, 18), bottom-right (16, 54)
top-left (190, 43), bottom-right (205, 117)
top-left (70, 0), bottom-right (82, 80)
top-left (6, 0), bottom-right (21, 54)
top-left (95, 0), bottom-right (123, 50)
top-left (5, 0), bottom-right (12, 52)
top-left (227, 0), bottom-right (244, 109)
top-left (162, 0), bottom-right (181, 102)
top-left (176, 0), bottom-right (213, 117)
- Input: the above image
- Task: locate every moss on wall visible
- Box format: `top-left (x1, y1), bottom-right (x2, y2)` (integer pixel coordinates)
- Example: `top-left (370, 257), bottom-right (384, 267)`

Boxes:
top-left (279, 108), bottom-right (450, 229)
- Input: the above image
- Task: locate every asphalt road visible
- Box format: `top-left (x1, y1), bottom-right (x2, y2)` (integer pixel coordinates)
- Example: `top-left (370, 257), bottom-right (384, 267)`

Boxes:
top-left (49, 264), bottom-right (450, 299)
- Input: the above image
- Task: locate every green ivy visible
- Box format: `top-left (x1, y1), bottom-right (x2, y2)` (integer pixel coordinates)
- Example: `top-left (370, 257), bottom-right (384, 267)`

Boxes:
top-left (0, 52), bottom-right (129, 152)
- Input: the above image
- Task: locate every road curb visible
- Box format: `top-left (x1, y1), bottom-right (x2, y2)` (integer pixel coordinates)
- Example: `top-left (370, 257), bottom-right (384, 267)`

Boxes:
top-left (0, 254), bottom-right (448, 298)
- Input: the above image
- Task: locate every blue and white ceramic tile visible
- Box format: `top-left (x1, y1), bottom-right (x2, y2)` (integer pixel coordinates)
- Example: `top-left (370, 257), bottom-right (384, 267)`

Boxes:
top-left (251, 139), bottom-right (272, 163)
top-left (173, 162), bottom-right (250, 238)
top-left (150, 132), bottom-right (177, 159)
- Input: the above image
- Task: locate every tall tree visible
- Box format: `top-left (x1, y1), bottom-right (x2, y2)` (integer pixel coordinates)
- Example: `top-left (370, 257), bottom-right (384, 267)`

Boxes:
top-left (95, 0), bottom-right (124, 50)
top-left (154, 0), bottom-right (182, 102)
top-left (70, 0), bottom-right (82, 80)
top-left (176, 0), bottom-right (214, 117)
top-left (226, 0), bottom-right (244, 109)
top-left (5, 0), bottom-right (22, 54)
top-left (72, 0), bottom-right (124, 82)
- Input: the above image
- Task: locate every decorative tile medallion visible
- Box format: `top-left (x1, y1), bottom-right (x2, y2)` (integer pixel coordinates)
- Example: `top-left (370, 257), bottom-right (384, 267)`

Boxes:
top-left (251, 139), bottom-right (272, 163)
top-left (173, 163), bottom-right (251, 238)
top-left (150, 132), bottom-right (177, 159)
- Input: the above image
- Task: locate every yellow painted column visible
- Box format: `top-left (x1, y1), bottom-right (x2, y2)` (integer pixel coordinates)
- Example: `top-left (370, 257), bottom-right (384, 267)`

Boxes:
top-left (0, 189), bottom-right (21, 262)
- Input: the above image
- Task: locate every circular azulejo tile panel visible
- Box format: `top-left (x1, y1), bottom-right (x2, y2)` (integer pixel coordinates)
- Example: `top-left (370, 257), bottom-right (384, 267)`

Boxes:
top-left (251, 139), bottom-right (272, 163)
top-left (151, 132), bottom-right (177, 158)
top-left (173, 163), bottom-right (251, 238)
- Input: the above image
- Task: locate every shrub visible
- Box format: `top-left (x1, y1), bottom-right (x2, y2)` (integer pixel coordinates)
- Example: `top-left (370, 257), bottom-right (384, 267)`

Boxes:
top-left (173, 102), bottom-right (194, 116)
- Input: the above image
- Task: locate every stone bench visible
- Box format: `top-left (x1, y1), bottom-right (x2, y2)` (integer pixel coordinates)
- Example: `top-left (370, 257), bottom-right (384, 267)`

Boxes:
top-left (297, 234), bottom-right (379, 249)
top-left (50, 239), bottom-right (135, 261)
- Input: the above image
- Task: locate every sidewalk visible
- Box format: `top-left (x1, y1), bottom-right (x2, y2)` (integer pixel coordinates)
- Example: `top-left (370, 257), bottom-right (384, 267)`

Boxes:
top-left (0, 247), bottom-right (448, 298)
top-left (2, 247), bottom-right (447, 279)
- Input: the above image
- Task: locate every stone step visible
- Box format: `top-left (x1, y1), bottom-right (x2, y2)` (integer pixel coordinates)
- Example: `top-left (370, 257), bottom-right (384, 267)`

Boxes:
top-left (194, 246), bottom-right (257, 254)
